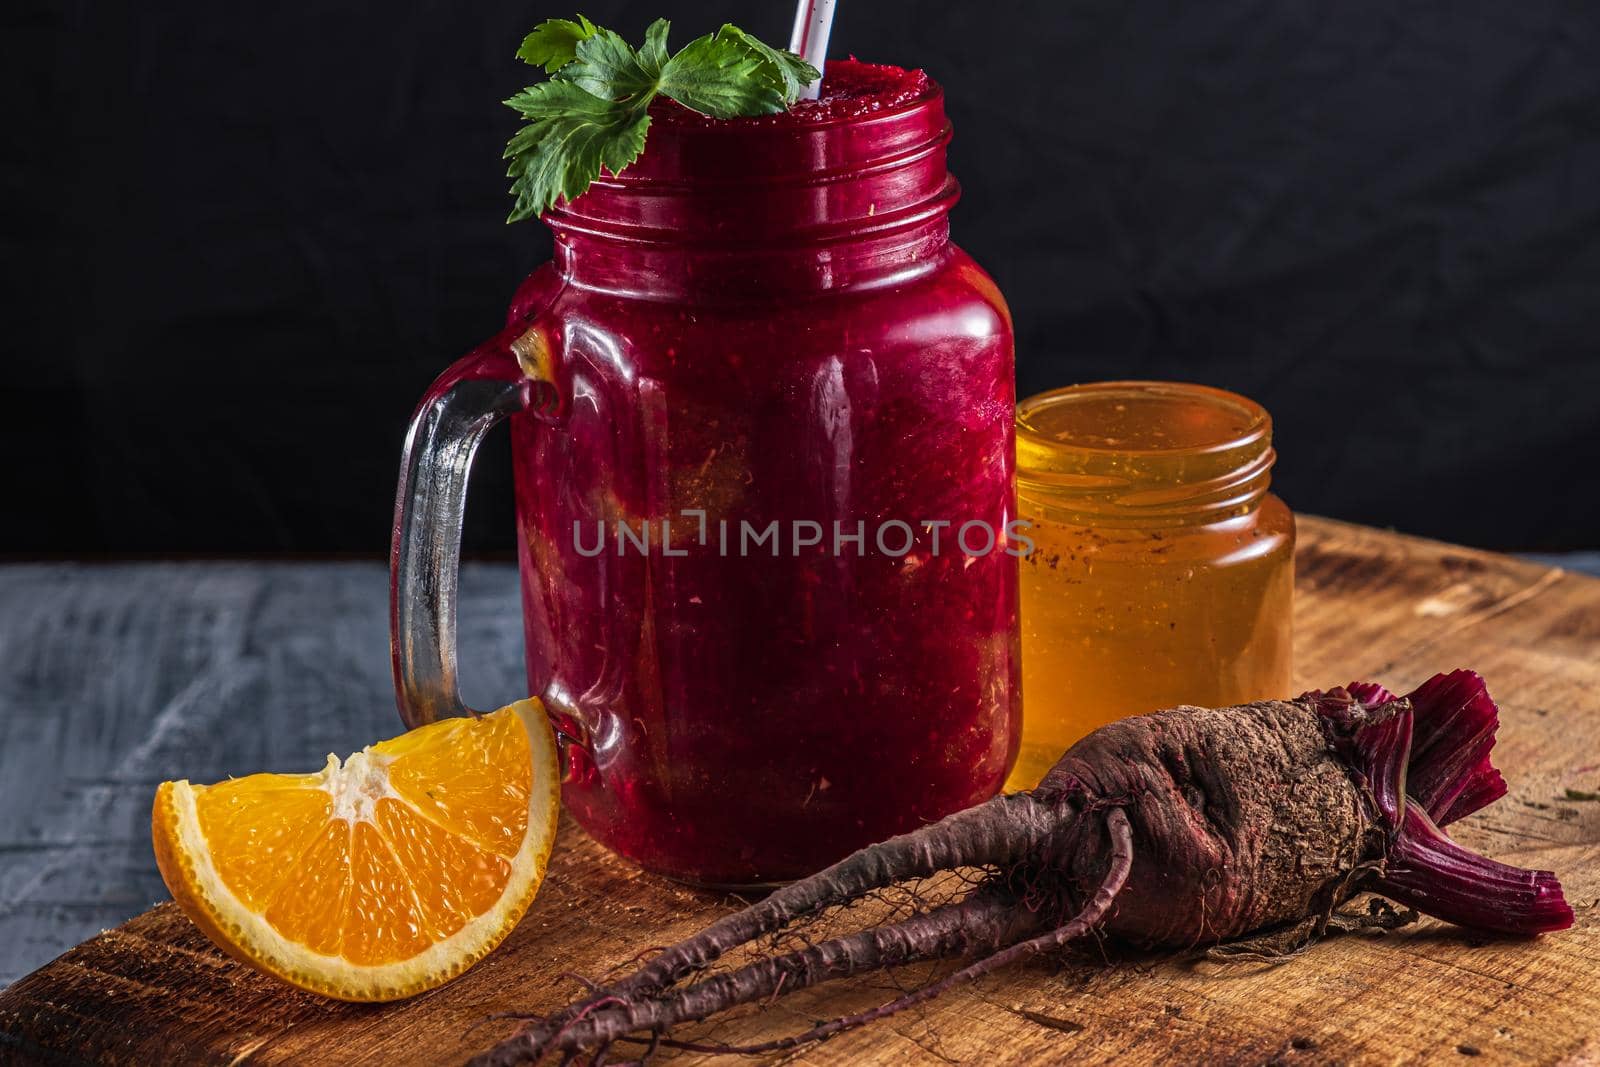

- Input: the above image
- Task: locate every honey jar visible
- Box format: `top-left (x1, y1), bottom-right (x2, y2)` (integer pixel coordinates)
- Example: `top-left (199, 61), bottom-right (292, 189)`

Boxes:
top-left (1009, 381), bottom-right (1294, 789)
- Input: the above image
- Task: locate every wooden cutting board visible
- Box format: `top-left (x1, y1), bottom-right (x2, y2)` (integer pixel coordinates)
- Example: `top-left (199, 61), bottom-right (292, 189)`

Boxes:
top-left (2, 517), bottom-right (1596, 1066)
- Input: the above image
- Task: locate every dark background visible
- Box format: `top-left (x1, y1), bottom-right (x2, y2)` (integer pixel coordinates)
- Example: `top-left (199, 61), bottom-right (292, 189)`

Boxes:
top-left (5, 0), bottom-right (1598, 555)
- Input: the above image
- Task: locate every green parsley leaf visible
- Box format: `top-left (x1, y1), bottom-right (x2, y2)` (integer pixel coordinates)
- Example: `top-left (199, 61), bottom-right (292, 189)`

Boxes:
top-left (516, 15), bottom-right (598, 74)
top-left (715, 24), bottom-right (820, 101)
top-left (504, 88), bottom-right (651, 223)
top-left (636, 18), bottom-right (672, 75)
top-left (504, 79), bottom-right (609, 121)
top-left (503, 16), bottom-right (819, 222)
top-left (561, 25), bottom-right (662, 102)
top-left (503, 81), bottom-right (650, 221)
top-left (658, 33), bottom-right (786, 119)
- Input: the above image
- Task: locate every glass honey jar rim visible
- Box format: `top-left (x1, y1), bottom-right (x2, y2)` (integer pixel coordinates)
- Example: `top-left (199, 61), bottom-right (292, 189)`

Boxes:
top-left (1016, 380), bottom-right (1277, 525)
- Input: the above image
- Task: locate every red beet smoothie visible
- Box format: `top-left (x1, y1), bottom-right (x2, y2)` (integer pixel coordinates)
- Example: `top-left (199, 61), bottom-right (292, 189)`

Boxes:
top-left (506, 62), bottom-right (1019, 886)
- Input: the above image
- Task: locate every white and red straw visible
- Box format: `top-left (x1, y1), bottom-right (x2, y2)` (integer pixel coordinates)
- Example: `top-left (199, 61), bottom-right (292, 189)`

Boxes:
top-left (788, 0), bottom-right (838, 100)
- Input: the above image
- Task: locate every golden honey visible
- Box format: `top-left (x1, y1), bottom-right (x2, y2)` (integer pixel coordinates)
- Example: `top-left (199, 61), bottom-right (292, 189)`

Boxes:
top-left (1008, 381), bottom-right (1294, 789)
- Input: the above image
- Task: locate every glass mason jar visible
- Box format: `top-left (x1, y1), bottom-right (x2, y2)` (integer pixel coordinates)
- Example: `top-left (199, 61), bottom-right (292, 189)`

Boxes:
top-left (391, 63), bottom-right (1020, 887)
top-left (1007, 381), bottom-right (1294, 790)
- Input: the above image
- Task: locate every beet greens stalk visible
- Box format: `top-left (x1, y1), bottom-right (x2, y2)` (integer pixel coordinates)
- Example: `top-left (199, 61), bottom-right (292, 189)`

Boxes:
top-left (475, 670), bottom-right (1570, 1065)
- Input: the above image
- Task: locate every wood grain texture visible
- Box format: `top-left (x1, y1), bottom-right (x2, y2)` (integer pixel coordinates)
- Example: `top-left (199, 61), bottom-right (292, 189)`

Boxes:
top-left (2, 517), bottom-right (1597, 1066)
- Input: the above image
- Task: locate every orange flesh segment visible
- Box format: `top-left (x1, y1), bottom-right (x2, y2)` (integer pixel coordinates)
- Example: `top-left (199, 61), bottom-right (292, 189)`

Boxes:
top-left (262, 819), bottom-right (352, 957)
top-left (384, 710), bottom-right (532, 857)
top-left (375, 799), bottom-right (512, 939)
top-left (196, 778), bottom-right (333, 910)
top-left (343, 820), bottom-right (437, 965)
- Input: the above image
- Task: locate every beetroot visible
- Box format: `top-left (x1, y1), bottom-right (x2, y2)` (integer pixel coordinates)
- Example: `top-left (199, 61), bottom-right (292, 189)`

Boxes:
top-left (475, 671), bottom-right (1570, 1064)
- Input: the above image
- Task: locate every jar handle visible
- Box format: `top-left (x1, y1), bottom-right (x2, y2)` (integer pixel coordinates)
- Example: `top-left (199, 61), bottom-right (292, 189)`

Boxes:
top-left (389, 316), bottom-right (554, 728)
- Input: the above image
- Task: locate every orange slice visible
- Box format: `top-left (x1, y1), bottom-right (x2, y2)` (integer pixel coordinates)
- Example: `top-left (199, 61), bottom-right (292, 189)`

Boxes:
top-left (151, 699), bottom-right (560, 1001)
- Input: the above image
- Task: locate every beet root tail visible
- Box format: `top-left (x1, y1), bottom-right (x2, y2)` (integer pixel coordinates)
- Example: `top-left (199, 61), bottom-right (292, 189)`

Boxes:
top-left (494, 790), bottom-right (1063, 1055)
top-left (650, 807), bottom-right (1137, 1059)
top-left (477, 891), bottom-right (1028, 1065)
top-left (474, 808), bottom-right (1133, 1065)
